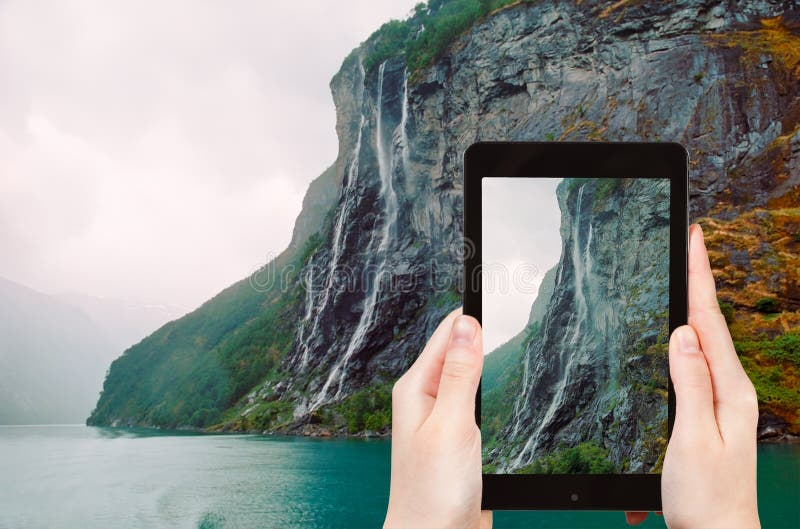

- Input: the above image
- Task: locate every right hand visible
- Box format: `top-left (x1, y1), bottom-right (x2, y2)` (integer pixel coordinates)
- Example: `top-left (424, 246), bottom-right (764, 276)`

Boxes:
top-left (660, 224), bottom-right (760, 529)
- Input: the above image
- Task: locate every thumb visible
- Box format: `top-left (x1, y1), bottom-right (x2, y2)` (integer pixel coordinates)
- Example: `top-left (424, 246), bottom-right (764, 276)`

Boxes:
top-left (480, 510), bottom-right (493, 529)
top-left (431, 315), bottom-right (483, 428)
top-left (669, 325), bottom-right (718, 438)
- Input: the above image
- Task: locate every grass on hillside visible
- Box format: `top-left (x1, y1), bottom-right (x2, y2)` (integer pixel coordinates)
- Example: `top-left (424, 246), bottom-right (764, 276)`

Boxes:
top-left (702, 206), bottom-right (800, 431)
top-left (363, 0), bottom-right (536, 75)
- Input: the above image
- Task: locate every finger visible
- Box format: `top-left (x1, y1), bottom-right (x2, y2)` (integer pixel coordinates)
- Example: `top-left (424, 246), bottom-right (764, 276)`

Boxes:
top-left (669, 325), bottom-right (719, 439)
top-left (688, 224), bottom-right (746, 388)
top-left (391, 308), bottom-right (462, 430)
top-left (403, 309), bottom-right (489, 401)
top-left (480, 510), bottom-right (493, 529)
top-left (430, 315), bottom-right (483, 430)
top-left (404, 307), bottom-right (462, 397)
top-left (687, 224), bottom-right (756, 440)
top-left (624, 512), bottom-right (649, 525)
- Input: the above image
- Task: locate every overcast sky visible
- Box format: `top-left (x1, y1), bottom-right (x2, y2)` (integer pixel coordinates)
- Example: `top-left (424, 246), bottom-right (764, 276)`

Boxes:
top-left (482, 178), bottom-right (563, 354)
top-left (0, 0), bottom-right (418, 311)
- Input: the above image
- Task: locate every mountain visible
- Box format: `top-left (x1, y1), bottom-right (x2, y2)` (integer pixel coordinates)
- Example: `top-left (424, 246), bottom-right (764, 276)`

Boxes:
top-left (89, 0), bottom-right (800, 439)
top-left (484, 178), bottom-right (671, 474)
top-left (0, 280), bottom-right (187, 424)
top-left (0, 278), bottom-right (109, 424)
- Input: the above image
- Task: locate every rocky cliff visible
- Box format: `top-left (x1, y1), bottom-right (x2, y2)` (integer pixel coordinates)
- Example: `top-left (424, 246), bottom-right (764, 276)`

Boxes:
top-left (528, 265), bottom-right (558, 327)
top-left (90, 0), bottom-right (799, 439)
top-left (484, 178), bottom-right (671, 473)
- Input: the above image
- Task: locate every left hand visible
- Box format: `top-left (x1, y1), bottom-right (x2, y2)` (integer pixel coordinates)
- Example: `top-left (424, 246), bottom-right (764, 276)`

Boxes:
top-left (383, 308), bottom-right (492, 529)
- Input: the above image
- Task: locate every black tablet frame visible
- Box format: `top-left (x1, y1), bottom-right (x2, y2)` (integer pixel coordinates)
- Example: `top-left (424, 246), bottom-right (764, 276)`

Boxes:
top-left (464, 141), bottom-right (688, 511)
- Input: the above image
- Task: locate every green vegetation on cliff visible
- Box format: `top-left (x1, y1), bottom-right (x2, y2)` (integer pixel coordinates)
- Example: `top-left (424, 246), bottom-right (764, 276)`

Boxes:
top-left (736, 331), bottom-right (800, 421)
top-left (703, 209), bottom-right (800, 433)
top-left (481, 323), bottom-right (539, 447)
top-left (516, 442), bottom-right (618, 474)
top-left (336, 383), bottom-right (393, 433)
top-left (216, 383), bottom-right (393, 435)
top-left (364, 0), bottom-right (535, 74)
top-left (88, 236), bottom-right (321, 429)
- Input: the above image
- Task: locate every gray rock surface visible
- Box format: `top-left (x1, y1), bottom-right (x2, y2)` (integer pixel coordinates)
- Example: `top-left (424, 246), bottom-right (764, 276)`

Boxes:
top-left (270, 0), bottom-right (797, 427)
top-left (485, 178), bottom-right (670, 473)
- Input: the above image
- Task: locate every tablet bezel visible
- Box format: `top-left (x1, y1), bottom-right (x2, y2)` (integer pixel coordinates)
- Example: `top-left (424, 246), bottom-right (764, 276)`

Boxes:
top-left (464, 141), bottom-right (688, 511)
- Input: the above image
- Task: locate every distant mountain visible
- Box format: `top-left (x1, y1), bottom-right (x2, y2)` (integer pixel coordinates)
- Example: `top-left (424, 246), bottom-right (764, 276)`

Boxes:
top-left (0, 278), bottom-right (181, 424)
top-left (0, 278), bottom-right (108, 424)
top-left (90, 0), bottom-right (799, 439)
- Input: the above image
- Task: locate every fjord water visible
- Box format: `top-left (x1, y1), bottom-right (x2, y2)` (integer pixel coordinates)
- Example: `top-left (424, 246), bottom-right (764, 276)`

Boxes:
top-left (0, 426), bottom-right (797, 529)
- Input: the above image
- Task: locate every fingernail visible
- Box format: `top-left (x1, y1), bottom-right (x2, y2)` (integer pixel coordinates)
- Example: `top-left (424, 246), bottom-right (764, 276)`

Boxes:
top-left (676, 326), bottom-right (700, 354)
top-left (690, 223), bottom-right (704, 244)
top-left (451, 316), bottom-right (477, 345)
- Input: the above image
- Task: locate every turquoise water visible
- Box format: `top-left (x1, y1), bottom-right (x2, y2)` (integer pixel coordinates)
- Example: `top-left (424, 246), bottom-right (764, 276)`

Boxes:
top-left (0, 425), bottom-right (797, 529)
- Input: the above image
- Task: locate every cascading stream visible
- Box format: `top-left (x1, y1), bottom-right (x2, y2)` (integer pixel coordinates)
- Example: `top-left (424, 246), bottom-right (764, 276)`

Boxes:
top-left (303, 260), bottom-right (315, 323)
top-left (506, 302), bottom-right (561, 449)
top-left (510, 184), bottom-right (591, 470)
top-left (508, 347), bottom-right (531, 441)
top-left (295, 255), bottom-right (316, 366)
top-left (400, 75), bottom-right (411, 172)
top-left (311, 61), bottom-right (401, 410)
top-left (296, 61), bottom-right (367, 371)
top-left (298, 117), bottom-right (365, 370)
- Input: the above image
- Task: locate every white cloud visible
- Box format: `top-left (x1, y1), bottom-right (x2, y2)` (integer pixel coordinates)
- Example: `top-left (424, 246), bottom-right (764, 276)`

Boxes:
top-left (482, 178), bottom-right (563, 354)
top-left (0, 0), bottom-right (418, 309)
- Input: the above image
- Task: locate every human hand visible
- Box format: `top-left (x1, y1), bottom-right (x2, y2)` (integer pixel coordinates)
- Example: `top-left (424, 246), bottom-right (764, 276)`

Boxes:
top-left (384, 308), bottom-right (492, 529)
top-left (627, 224), bottom-right (760, 528)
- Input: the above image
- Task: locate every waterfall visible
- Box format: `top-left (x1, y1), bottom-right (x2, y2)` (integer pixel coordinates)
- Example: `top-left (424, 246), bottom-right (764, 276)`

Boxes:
top-left (506, 266), bottom-right (568, 458)
top-left (502, 308), bottom-right (558, 471)
top-left (508, 347), bottom-right (530, 440)
top-left (568, 186), bottom-right (589, 347)
top-left (298, 115), bottom-right (365, 371)
top-left (303, 261), bottom-right (315, 322)
top-left (296, 60), bottom-right (366, 371)
top-left (584, 223), bottom-right (593, 271)
top-left (310, 61), bottom-right (401, 410)
top-left (510, 184), bottom-right (592, 470)
top-left (296, 255), bottom-right (316, 367)
top-left (374, 61), bottom-right (400, 251)
top-left (400, 74), bottom-right (411, 172)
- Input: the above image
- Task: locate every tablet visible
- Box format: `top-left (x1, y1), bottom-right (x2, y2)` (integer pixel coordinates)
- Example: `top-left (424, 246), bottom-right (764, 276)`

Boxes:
top-left (463, 142), bottom-right (688, 511)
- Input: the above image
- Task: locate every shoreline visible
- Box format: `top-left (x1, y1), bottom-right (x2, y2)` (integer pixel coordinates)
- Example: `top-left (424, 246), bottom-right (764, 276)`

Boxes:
top-left (9, 420), bottom-right (797, 444)
top-left (14, 422), bottom-right (785, 444)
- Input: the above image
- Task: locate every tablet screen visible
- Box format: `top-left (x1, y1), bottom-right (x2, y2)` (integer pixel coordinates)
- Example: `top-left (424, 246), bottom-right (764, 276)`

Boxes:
top-left (481, 177), bottom-right (670, 475)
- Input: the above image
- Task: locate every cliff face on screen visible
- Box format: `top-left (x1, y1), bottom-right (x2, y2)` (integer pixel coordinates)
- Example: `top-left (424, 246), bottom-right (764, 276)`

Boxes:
top-left (89, 0), bottom-right (799, 440)
top-left (483, 179), bottom-right (670, 474)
